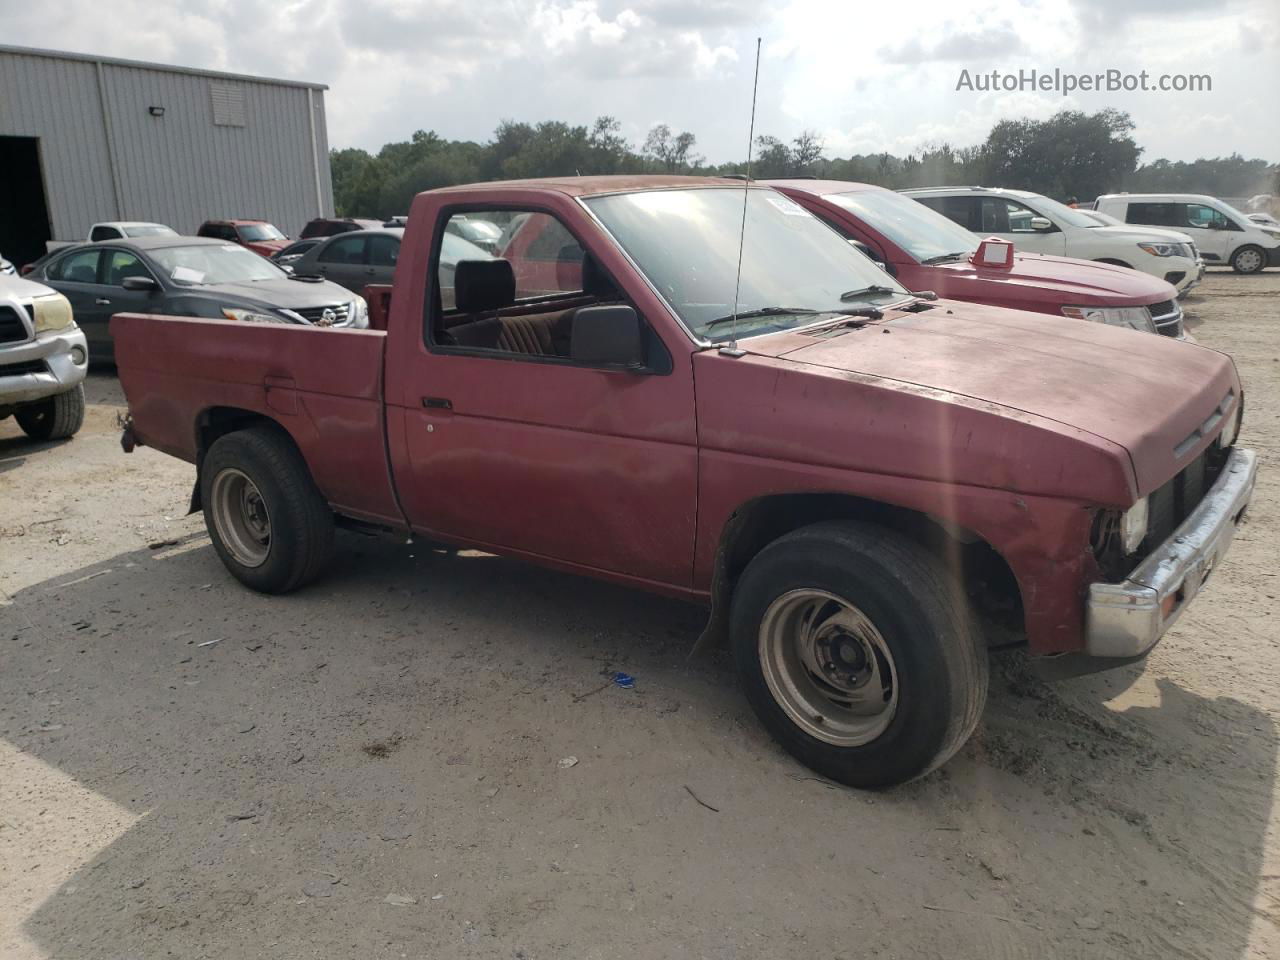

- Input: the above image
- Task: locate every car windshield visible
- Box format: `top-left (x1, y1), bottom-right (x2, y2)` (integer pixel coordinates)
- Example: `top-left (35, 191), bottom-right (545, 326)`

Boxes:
top-left (150, 244), bottom-right (286, 285)
top-left (825, 189), bottom-right (978, 262)
top-left (238, 224), bottom-right (286, 242)
top-left (584, 187), bottom-right (911, 342)
top-left (1019, 194), bottom-right (1100, 228)
top-left (123, 224), bottom-right (177, 237)
top-left (1215, 199), bottom-right (1257, 226)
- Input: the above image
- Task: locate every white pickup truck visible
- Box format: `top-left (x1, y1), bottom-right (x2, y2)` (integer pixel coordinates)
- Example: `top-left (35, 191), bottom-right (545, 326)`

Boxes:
top-left (45, 221), bottom-right (177, 255)
top-left (0, 274), bottom-right (88, 440)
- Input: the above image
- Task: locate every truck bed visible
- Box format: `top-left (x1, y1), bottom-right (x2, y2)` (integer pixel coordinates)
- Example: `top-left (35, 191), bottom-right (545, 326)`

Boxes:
top-left (111, 314), bottom-right (404, 528)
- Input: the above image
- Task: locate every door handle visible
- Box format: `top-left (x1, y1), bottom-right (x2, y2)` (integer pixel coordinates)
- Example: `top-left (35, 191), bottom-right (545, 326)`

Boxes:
top-left (95, 297), bottom-right (111, 305)
top-left (421, 397), bottom-right (452, 410)
top-left (365, 268), bottom-right (376, 275)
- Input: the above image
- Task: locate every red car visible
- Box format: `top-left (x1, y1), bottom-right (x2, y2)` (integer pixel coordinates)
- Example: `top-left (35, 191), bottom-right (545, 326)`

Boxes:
top-left (769, 180), bottom-right (1187, 338)
top-left (196, 219), bottom-right (290, 258)
top-left (113, 176), bottom-right (1254, 788)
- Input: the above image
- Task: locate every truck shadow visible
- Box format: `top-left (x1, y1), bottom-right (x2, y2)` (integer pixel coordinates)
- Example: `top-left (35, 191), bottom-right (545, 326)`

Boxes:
top-left (3, 531), bottom-right (1274, 958)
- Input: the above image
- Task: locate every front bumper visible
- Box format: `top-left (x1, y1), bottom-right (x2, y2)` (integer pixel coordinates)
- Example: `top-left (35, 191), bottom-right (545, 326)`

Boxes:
top-left (0, 325), bottom-right (89, 407)
top-left (1085, 447), bottom-right (1258, 658)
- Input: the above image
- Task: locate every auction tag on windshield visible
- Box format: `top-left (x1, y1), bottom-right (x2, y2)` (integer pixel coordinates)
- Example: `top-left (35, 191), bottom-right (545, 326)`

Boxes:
top-left (765, 195), bottom-right (810, 216)
top-left (172, 266), bottom-right (205, 283)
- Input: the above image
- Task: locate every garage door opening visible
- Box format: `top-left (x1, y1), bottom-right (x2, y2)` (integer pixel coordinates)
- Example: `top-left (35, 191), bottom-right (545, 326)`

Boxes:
top-left (0, 136), bottom-right (53, 270)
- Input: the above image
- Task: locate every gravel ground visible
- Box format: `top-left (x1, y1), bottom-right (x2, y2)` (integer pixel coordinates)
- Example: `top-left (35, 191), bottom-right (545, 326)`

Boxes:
top-left (2, 270), bottom-right (1278, 960)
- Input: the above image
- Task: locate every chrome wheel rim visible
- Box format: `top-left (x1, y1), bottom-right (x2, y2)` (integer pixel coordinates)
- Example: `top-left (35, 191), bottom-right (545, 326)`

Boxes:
top-left (759, 589), bottom-right (898, 747)
top-left (1237, 250), bottom-right (1262, 272)
top-left (210, 468), bottom-right (271, 567)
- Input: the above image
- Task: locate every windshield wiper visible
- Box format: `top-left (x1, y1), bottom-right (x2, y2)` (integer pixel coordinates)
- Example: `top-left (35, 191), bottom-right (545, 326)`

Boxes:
top-left (839, 285), bottom-right (898, 303)
top-left (921, 252), bottom-right (968, 265)
top-left (705, 307), bottom-right (821, 329)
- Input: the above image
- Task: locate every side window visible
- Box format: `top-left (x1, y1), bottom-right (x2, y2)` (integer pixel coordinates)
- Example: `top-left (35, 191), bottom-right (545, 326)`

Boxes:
top-left (431, 208), bottom-right (622, 362)
top-left (105, 249), bottom-right (153, 286)
top-left (319, 235), bottom-right (366, 264)
top-left (1128, 202), bottom-right (1179, 227)
top-left (1183, 204), bottom-right (1237, 231)
top-left (367, 235), bottom-right (399, 267)
top-left (90, 225), bottom-right (121, 241)
top-left (919, 196), bottom-right (979, 231)
top-left (48, 248), bottom-right (102, 283)
top-left (197, 223), bottom-right (217, 238)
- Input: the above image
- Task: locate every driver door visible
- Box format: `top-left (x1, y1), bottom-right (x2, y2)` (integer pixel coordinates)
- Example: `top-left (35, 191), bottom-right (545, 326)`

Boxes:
top-left (1180, 202), bottom-right (1232, 262)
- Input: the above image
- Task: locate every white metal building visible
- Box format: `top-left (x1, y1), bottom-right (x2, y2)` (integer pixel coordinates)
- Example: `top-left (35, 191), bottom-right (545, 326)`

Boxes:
top-left (0, 45), bottom-right (333, 266)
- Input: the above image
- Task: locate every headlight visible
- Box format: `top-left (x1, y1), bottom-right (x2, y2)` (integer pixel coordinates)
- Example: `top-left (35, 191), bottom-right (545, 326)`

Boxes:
top-left (1137, 242), bottom-right (1180, 258)
top-left (1121, 498), bottom-right (1149, 554)
top-left (1218, 402), bottom-right (1242, 449)
top-left (1061, 305), bottom-right (1156, 334)
top-left (32, 293), bottom-right (76, 333)
top-left (348, 298), bottom-right (369, 329)
top-left (222, 307), bottom-right (288, 325)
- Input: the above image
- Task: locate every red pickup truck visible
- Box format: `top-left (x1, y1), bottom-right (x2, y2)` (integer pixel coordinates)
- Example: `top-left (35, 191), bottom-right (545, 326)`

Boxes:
top-left (113, 175), bottom-right (1257, 788)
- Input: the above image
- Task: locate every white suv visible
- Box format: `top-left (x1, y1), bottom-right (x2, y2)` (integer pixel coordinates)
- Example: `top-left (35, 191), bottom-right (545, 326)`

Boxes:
top-left (902, 186), bottom-right (1204, 296)
top-left (1094, 194), bottom-right (1280, 274)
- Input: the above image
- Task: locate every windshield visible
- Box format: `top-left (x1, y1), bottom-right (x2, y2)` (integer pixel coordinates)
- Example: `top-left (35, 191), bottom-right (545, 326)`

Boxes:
top-left (238, 224), bottom-right (286, 242)
top-left (151, 244), bottom-right (287, 285)
top-left (1019, 194), bottom-right (1100, 228)
top-left (1215, 199), bottom-right (1257, 226)
top-left (123, 224), bottom-right (177, 237)
top-left (585, 188), bottom-right (910, 342)
top-left (826, 189), bottom-right (978, 263)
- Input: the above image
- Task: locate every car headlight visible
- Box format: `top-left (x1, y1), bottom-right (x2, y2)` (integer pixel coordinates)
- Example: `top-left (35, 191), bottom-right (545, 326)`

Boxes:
top-left (1061, 305), bottom-right (1156, 334)
top-left (1137, 242), bottom-right (1180, 258)
top-left (222, 307), bottom-right (288, 325)
top-left (348, 298), bottom-right (369, 329)
top-left (31, 292), bottom-right (76, 333)
top-left (1121, 497), bottom-right (1149, 554)
top-left (1217, 402), bottom-right (1242, 449)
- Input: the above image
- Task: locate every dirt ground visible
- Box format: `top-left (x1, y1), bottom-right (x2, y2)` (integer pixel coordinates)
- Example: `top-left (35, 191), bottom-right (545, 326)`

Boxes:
top-left (2, 270), bottom-right (1278, 960)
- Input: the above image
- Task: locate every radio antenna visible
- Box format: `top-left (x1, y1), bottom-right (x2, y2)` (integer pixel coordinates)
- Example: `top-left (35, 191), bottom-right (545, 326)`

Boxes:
top-left (724, 36), bottom-right (762, 357)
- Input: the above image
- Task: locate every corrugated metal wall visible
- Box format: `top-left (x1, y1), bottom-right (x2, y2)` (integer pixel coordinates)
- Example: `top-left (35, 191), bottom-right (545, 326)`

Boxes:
top-left (0, 47), bottom-right (333, 240)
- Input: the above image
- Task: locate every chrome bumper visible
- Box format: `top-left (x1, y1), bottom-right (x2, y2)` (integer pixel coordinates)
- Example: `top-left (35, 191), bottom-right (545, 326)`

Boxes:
top-left (1085, 447), bottom-right (1258, 658)
top-left (0, 326), bottom-right (88, 406)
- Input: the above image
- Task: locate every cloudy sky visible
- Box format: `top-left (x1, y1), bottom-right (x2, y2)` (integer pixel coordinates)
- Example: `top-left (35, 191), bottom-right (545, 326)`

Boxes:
top-left (2, 0), bottom-right (1277, 162)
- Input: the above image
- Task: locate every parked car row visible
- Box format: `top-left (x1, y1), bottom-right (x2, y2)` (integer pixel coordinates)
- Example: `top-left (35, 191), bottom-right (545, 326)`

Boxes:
top-left (112, 173), bottom-right (1256, 790)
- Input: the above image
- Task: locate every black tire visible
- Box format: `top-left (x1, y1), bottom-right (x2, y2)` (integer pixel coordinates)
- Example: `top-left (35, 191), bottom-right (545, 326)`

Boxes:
top-left (1231, 245), bottom-right (1266, 274)
top-left (730, 520), bottom-right (987, 788)
top-left (201, 426), bottom-right (334, 593)
top-left (15, 384), bottom-right (85, 441)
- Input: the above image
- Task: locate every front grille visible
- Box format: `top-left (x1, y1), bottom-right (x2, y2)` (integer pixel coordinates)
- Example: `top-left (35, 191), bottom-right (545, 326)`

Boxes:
top-left (293, 303), bottom-right (350, 326)
top-left (0, 305), bottom-right (30, 344)
top-left (0, 359), bottom-right (47, 376)
top-left (1147, 299), bottom-right (1183, 338)
top-left (1142, 448), bottom-right (1225, 553)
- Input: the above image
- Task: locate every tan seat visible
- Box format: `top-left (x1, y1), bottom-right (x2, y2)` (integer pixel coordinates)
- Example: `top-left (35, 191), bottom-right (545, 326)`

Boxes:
top-left (498, 315), bottom-right (554, 355)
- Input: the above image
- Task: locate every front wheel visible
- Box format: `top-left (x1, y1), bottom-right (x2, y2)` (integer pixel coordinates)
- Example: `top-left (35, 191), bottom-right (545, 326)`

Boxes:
top-left (1231, 245), bottom-right (1266, 274)
top-left (201, 426), bottom-right (334, 593)
top-left (15, 385), bottom-right (85, 441)
top-left (731, 521), bottom-right (987, 788)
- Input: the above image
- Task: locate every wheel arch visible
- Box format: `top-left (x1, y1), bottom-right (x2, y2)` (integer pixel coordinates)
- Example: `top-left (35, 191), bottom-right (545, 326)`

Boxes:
top-left (1092, 257), bottom-right (1133, 269)
top-left (189, 407), bottom-right (300, 513)
top-left (694, 492), bottom-right (1024, 655)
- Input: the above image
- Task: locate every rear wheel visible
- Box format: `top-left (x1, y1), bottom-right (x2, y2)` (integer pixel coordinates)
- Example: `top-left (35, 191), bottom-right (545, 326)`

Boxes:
top-left (1231, 245), bottom-right (1265, 274)
top-left (731, 521), bottom-right (987, 788)
top-left (201, 427), bottom-right (334, 593)
top-left (15, 385), bottom-right (85, 441)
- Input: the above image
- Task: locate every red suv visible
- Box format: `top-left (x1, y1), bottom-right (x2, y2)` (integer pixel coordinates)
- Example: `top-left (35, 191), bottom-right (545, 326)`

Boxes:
top-left (196, 219), bottom-right (290, 258)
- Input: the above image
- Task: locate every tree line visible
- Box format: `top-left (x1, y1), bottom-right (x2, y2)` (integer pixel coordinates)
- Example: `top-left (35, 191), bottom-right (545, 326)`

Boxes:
top-left (331, 109), bottom-right (1279, 218)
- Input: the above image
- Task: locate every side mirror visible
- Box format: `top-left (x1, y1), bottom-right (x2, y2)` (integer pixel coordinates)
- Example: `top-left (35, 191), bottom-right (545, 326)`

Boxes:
top-left (970, 237), bottom-right (1014, 269)
top-left (570, 305), bottom-right (644, 369)
top-left (1029, 216), bottom-right (1053, 231)
top-left (122, 275), bottom-right (159, 292)
top-left (849, 239), bottom-right (887, 268)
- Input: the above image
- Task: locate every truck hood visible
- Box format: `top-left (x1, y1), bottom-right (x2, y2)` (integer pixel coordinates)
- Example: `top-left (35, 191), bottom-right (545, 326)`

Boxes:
top-left (744, 300), bottom-right (1237, 496)
top-left (935, 252), bottom-right (1175, 307)
top-left (1083, 224), bottom-right (1196, 246)
top-left (0, 274), bottom-right (59, 300)
top-left (195, 277), bottom-right (356, 309)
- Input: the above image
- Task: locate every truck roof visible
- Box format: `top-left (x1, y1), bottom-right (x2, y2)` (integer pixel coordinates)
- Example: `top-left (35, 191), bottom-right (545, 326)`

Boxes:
top-left (765, 179), bottom-right (886, 197)
top-left (429, 174), bottom-right (746, 198)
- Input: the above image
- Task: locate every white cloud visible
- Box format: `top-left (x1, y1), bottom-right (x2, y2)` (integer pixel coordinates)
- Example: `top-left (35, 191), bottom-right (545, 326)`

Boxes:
top-left (0, 0), bottom-right (1274, 162)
